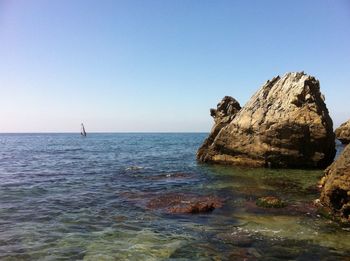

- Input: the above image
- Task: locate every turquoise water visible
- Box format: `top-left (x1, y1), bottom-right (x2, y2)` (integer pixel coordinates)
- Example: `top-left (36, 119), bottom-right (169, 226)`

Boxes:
top-left (0, 133), bottom-right (349, 260)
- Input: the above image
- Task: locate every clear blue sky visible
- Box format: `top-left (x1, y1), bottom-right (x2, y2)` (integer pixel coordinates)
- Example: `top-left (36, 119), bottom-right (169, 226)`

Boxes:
top-left (0, 0), bottom-right (349, 132)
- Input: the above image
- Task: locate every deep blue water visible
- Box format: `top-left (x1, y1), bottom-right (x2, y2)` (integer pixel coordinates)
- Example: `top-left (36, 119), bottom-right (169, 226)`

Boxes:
top-left (0, 133), bottom-right (349, 260)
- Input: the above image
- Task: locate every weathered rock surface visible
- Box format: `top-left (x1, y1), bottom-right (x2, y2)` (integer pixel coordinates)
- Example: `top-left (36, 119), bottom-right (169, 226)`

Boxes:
top-left (210, 96), bottom-right (242, 125)
top-left (146, 193), bottom-right (223, 214)
top-left (119, 191), bottom-right (223, 214)
top-left (335, 119), bottom-right (350, 144)
top-left (197, 72), bottom-right (336, 168)
top-left (197, 96), bottom-right (241, 158)
top-left (320, 145), bottom-right (350, 222)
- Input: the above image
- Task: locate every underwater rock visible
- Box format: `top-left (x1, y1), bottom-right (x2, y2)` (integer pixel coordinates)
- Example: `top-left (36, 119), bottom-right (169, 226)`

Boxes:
top-left (169, 201), bottom-right (215, 214)
top-left (320, 145), bottom-right (350, 223)
top-left (263, 178), bottom-right (303, 193)
top-left (197, 96), bottom-right (241, 161)
top-left (197, 72), bottom-right (336, 168)
top-left (335, 119), bottom-right (350, 144)
top-left (227, 249), bottom-right (257, 261)
top-left (216, 228), bottom-right (254, 247)
top-left (245, 200), bottom-right (317, 216)
top-left (146, 193), bottom-right (223, 214)
top-left (256, 196), bottom-right (287, 208)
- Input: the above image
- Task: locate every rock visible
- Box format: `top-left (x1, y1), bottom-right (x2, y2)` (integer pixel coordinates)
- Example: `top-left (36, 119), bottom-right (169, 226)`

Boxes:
top-left (210, 96), bottom-right (242, 125)
top-left (335, 119), bottom-right (350, 144)
top-left (197, 72), bottom-right (336, 168)
top-left (197, 96), bottom-right (241, 160)
top-left (146, 193), bottom-right (223, 214)
top-left (256, 196), bottom-right (287, 208)
top-left (228, 249), bottom-right (257, 261)
top-left (168, 201), bottom-right (216, 214)
top-left (119, 191), bottom-right (223, 214)
top-left (320, 145), bottom-right (350, 223)
top-left (216, 229), bottom-right (253, 247)
top-left (245, 200), bottom-right (318, 216)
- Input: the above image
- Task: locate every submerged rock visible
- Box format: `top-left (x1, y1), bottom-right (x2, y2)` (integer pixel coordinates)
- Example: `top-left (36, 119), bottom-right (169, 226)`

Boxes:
top-left (146, 193), bottom-right (223, 214)
top-left (197, 72), bottom-right (335, 168)
top-left (216, 229), bottom-right (254, 247)
top-left (119, 191), bottom-right (223, 214)
top-left (198, 96), bottom-right (241, 159)
top-left (256, 196), bottom-right (287, 208)
top-left (320, 145), bottom-right (350, 223)
top-left (335, 119), bottom-right (350, 144)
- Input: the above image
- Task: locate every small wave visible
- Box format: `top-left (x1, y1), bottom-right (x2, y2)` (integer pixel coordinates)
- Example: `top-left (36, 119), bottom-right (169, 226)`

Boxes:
top-left (125, 166), bottom-right (145, 171)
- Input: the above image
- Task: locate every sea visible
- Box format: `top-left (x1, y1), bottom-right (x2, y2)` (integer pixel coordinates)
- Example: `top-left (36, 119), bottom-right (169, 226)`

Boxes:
top-left (0, 133), bottom-right (349, 260)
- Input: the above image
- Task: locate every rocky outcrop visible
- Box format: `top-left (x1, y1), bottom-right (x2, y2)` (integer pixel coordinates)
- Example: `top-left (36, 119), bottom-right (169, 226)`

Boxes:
top-left (210, 96), bottom-right (241, 125)
top-left (197, 96), bottom-right (241, 160)
top-left (320, 145), bottom-right (350, 223)
top-left (197, 72), bottom-right (336, 168)
top-left (335, 120), bottom-right (350, 144)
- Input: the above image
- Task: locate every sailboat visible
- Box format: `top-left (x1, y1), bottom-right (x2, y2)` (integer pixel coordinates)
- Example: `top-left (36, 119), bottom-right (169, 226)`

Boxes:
top-left (81, 123), bottom-right (87, 137)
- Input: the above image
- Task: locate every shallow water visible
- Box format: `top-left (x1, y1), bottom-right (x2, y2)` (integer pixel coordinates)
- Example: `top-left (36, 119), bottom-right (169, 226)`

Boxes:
top-left (0, 133), bottom-right (348, 260)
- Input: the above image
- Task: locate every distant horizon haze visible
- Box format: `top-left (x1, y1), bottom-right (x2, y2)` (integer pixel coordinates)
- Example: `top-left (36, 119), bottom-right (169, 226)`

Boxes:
top-left (1, 0), bottom-right (349, 132)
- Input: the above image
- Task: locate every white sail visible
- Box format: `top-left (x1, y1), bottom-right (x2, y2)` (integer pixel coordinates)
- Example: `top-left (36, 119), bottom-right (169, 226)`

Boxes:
top-left (81, 123), bottom-right (87, 136)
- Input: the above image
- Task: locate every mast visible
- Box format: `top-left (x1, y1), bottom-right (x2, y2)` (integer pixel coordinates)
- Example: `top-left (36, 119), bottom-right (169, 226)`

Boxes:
top-left (81, 123), bottom-right (87, 136)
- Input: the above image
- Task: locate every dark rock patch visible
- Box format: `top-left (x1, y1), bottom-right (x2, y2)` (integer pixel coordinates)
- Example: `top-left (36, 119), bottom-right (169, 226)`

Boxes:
top-left (256, 196), bottom-right (287, 208)
top-left (146, 193), bottom-right (224, 214)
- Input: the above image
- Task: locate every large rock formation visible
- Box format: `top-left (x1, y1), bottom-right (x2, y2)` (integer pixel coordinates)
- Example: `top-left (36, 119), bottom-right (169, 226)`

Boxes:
top-left (197, 72), bottom-right (336, 168)
top-left (320, 145), bottom-right (350, 222)
top-left (335, 120), bottom-right (350, 144)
